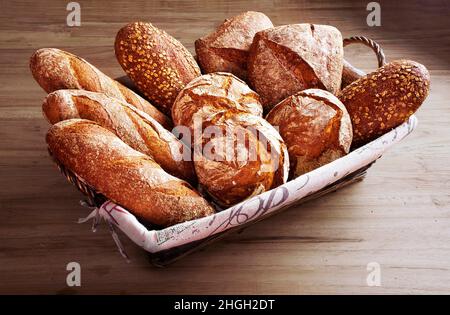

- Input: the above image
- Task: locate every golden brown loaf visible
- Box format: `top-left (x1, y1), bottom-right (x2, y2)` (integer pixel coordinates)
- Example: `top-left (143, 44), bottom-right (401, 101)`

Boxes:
top-left (172, 72), bottom-right (289, 206)
top-left (248, 24), bottom-right (344, 111)
top-left (115, 22), bottom-right (201, 115)
top-left (29, 48), bottom-right (172, 129)
top-left (338, 59), bottom-right (430, 147)
top-left (46, 119), bottom-right (214, 226)
top-left (266, 89), bottom-right (352, 178)
top-left (42, 90), bottom-right (196, 183)
top-left (195, 11), bottom-right (273, 80)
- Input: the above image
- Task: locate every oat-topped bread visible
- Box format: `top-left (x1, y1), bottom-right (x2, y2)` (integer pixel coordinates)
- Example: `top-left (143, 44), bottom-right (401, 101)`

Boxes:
top-left (338, 59), bottom-right (430, 147)
top-left (115, 22), bottom-right (201, 115)
top-left (47, 119), bottom-right (214, 226)
top-left (248, 24), bottom-right (344, 111)
top-left (29, 48), bottom-right (172, 129)
top-left (195, 11), bottom-right (273, 80)
top-left (267, 89), bottom-right (352, 178)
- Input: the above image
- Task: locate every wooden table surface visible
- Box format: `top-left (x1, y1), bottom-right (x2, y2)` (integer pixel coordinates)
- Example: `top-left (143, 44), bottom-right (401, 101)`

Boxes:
top-left (1, 0), bottom-right (449, 294)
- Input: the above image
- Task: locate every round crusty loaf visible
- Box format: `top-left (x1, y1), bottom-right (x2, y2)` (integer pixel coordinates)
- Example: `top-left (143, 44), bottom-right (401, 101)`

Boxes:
top-left (115, 22), bottom-right (201, 115)
top-left (338, 59), bottom-right (430, 147)
top-left (29, 48), bottom-right (172, 129)
top-left (266, 89), bottom-right (352, 178)
top-left (46, 119), bottom-right (214, 226)
top-left (42, 90), bottom-right (196, 183)
top-left (248, 24), bottom-right (344, 111)
top-left (195, 11), bottom-right (273, 80)
top-left (172, 72), bottom-right (289, 206)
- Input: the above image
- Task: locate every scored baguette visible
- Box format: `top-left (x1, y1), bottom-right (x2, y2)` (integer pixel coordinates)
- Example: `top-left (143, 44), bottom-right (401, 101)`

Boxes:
top-left (47, 119), bottom-right (214, 226)
top-left (30, 48), bottom-right (172, 129)
top-left (42, 90), bottom-right (196, 183)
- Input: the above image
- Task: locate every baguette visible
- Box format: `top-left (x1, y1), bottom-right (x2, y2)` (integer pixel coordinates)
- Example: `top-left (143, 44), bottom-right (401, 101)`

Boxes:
top-left (42, 89), bottom-right (196, 183)
top-left (47, 119), bottom-right (214, 226)
top-left (338, 59), bottom-right (430, 147)
top-left (195, 11), bottom-right (273, 80)
top-left (115, 22), bottom-right (201, 115)
top-left (266, 89), bottom-right (352, 178)
top-left (30, 48), bottom-right (172, 129)
top-left (172, 73), bottom-right (289, 206)
top-left (248, 24), bottom-right (343, 111)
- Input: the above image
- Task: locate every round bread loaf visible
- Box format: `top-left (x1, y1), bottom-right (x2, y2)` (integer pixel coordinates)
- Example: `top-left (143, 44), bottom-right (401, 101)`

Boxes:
top-left (248, 24), bottom-right (344, 111)
top-left (266, 89), bottom-right (352, 178)
top-left (195, 11), bottom-right (273, 80)
top-left (47, 119), bottom-right (214, 226)
top-left (338, 59), bottom-right (430, 147)
top-left (115, 22), bottom-right (201, 115)
top-left (172, 72), bottom-right (289, 206)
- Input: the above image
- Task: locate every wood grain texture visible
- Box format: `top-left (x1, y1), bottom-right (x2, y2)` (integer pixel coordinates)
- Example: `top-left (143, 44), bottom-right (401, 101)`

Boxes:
top-left (1, 0), bottom-right (450, 294)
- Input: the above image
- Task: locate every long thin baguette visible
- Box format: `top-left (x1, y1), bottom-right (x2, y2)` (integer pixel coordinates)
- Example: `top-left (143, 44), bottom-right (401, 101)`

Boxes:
top-left (30, 48), bottom-right (172, 129)
top-left (46, 119), bottom-right (214, 226)
top-left (43, 89), bottom-right (196, 183)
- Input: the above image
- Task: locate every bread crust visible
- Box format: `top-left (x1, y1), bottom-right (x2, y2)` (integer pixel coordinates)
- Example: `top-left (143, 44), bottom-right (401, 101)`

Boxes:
top-left (248, 24), bottom-right (343, 111)
top-left (338, 59), bottom-right (430, 147)
top-left (29, 48), bottom-right (172, 129)
top-left (46, 119), bottom-right (214, 226)
top-left (43, 90), bottom-right (196, 183)
top-left (195, 11), bottom-right (273, 80)
top-left (266, 89), bottom-right (352, 178)
top-left (172, 73), bottom-right (289, 206)
top-left (115, 22), bottom-right (201, 115)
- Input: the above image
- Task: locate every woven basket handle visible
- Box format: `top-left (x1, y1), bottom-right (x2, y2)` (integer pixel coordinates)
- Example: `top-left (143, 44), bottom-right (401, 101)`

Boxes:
top-left (341, 36), bottom-right (386, 89)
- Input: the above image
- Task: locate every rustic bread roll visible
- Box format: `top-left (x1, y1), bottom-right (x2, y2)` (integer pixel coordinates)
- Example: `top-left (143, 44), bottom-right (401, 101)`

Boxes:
top-left (195, 11), bottom-right (273, 80)
top-left (172, 72), bottom-right (289, 206)
top-left (338, 59), bottom-right (430, 147)
top-left (115, 22), bottom-right (201, 115)
top-left (47, 119), bottom-right (214, 226)
top-left (42, 90), bottom-right (196, 183)
top-left (29, 48), bottom-right (172, 129)
top-left (266, 89), bottom-right (352, 178)
top-left (248, 24), bottom-right (344, 111)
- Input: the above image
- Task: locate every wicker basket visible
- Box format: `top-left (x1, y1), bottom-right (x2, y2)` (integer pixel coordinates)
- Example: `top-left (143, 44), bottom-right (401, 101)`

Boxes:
top-left (47, 36), bottom-right (397, 266)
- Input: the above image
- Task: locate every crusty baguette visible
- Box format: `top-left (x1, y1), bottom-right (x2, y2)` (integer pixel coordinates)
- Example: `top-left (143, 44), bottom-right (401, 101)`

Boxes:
top-left (115, 22), bottom-right (201, 115)
top-left (42, 90), bottom-right (196, 183)
top-left (47, 119), bottom-right (214, 226)
top-left (172, 72), bottom-right (289, 206)
top-left (338, 59), bottom-right (430, 147)
top-left (267, 89), bottom-right (352, 178)
top-left (248, 24), bottom-right (343, 111)
top-left (30, 48), bottom-right (172, 129)
top-left (195, 11), bottom-right (273, 80)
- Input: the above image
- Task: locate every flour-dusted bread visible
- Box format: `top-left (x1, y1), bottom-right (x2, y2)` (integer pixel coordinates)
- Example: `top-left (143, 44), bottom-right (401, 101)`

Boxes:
top-left (338, 59), bottom-right (430, 147)
top-left (42, 90), bottom-right (196, 183)
top-left (115, 22), bottom-right (201, 115)
top-left (248, 24), bottom-right (344, 111)
top-left (47, 119), bottom-right (214, 226)
top-left (266, 89), bottom-right (352, 178)
top-left (172, 72), bottom-right (289, 206)
top-left (195, 11), bottom-right (273, 80)
top-left (29, 48), bottom-right (172, 129)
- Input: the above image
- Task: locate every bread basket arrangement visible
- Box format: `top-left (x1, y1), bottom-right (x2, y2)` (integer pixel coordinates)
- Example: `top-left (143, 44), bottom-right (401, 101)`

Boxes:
top-left (30, 12), bottom-right (430, 266)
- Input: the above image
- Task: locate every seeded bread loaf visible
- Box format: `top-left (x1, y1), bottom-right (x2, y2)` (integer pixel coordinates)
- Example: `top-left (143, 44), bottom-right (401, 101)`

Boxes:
top-left (248, 24), bottom-right (344, 111)
top-left (47, 119), bottom-right (214, 226)
top-left (29, 48), bottom-right (172, 129)
top-left (115, 22), bottom-right (201, 115)
top-left (172, 72), bottom-right (289, 206)
top-left (266, 89), bottom-right (352, 178)
top-left (195, 11), bottom-right (273, 80)
top-left (42, 90), bottom-right (196, 183)
top-left (338, 59), bottom-right (430, 147)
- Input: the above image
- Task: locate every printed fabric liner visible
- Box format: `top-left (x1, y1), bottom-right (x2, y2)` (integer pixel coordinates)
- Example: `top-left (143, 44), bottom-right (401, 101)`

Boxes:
top-left (79, 115), bottom-right (418, 255)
